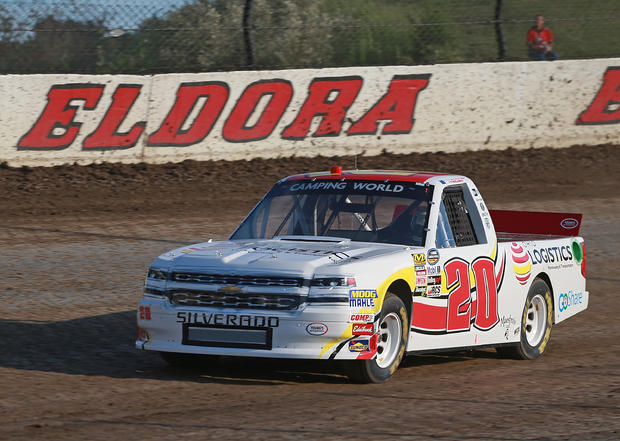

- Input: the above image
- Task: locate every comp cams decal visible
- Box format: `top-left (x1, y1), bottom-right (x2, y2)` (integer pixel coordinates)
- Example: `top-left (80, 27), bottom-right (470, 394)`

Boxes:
top-left (348, 313), bottom-right (375, 323)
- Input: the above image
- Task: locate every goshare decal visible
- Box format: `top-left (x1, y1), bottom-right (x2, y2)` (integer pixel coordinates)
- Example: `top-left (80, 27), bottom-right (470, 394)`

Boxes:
top-left (558, 291), bottom-right (584, 312)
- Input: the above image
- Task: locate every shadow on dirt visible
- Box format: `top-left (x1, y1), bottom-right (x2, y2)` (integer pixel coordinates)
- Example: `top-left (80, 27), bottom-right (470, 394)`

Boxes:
top-left (0, 311), bottom-right (499, 385)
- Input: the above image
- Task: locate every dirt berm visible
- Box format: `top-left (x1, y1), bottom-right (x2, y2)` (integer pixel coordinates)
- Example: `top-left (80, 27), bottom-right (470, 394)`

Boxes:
top-left (1, 144), bottom-right (619, 440)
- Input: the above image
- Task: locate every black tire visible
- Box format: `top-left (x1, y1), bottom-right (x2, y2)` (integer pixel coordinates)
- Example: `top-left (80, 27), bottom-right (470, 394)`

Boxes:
top-left (159, 351), bottom-right (220, 368)
top-left (497, 278), bottom-right (553, 359)
top-left (344, 293), bottom-right (408, 383)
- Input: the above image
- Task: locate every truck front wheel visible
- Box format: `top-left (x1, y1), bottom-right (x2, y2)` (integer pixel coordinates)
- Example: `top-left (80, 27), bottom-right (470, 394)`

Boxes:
top-left (344, 293), bottom-right (408, 383)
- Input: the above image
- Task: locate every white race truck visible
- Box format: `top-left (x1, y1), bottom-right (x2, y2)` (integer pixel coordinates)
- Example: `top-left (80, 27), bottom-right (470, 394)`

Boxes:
top-left (137, 167), bottom-right (588, 382)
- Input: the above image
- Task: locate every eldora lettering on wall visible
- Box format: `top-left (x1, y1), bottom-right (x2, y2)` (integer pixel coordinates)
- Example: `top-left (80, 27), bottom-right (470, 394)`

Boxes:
top-left (17, 74), bottom-right (431, 151)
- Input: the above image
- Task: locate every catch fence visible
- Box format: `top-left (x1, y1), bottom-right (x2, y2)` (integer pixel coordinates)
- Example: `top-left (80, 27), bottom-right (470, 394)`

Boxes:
top-left (0, 0), bottom-right (619, 74)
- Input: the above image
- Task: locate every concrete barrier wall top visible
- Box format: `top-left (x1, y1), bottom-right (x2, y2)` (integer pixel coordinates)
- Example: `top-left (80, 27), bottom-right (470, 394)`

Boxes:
top-left (1, 59), bottom-right (619, 167)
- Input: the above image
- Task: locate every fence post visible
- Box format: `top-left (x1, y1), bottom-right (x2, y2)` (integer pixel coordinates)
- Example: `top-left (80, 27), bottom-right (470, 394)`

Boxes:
top-left (494, 0), bottom-right (506, 60)
top-left (243, 0), bottom-right (255, 67)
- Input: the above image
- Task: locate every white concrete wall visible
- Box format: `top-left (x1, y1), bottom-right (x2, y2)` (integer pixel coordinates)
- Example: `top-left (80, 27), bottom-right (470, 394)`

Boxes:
top-left (1, 59), bottom-right (618, 167)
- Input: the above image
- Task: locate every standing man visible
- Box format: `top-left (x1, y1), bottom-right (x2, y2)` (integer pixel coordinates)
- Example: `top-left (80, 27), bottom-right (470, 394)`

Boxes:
top-left (527, 14), bottom-right (558, 61)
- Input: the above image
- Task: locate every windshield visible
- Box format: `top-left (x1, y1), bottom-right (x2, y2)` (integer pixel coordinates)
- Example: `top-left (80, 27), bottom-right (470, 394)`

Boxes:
top-left (231, 179), bottom-right (433, 246)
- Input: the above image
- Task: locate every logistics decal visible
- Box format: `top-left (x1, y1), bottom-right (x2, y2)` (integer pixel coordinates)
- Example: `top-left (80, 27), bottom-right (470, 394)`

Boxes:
top-left (526, 244), bottom-right (573, 266)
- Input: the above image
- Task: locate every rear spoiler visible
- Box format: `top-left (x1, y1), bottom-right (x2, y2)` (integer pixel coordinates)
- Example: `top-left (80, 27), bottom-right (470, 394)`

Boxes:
top-left (489, 210), bottom-right (582, 237)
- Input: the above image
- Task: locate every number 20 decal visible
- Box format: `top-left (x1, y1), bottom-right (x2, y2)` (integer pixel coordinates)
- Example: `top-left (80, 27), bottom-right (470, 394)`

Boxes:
top-left (445, 257), bottom-right (499, 332)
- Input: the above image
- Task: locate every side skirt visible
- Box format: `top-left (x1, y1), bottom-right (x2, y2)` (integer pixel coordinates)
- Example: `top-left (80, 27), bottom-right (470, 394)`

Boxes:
top-left (406, 342), bottom-right (518, 356)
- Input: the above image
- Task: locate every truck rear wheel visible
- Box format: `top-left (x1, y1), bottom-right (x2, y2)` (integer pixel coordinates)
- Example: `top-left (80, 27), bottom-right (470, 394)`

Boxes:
top-left (497, 278), bottom-right (553, 359)
top-left (344, 293), bottom-right (408, 383)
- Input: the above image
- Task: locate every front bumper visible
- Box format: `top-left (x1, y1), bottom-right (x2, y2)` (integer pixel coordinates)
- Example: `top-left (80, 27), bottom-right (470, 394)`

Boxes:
top-left (135, 298), bottom-right (376, 360)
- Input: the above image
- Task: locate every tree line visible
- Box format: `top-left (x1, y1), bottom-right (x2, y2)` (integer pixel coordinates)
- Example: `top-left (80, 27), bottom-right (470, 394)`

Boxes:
top-left (0, 0), bottom-right (459, 74)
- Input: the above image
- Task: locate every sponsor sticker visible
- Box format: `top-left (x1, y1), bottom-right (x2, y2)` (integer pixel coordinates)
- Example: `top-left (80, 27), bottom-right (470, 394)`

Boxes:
top-left (413, 286), bottom-right (426, 295)
top-left (510, 242), bottom-right (532, 285)
top-left (413, 253), bottom-right (426, 265)
top-left (306, 322), bottom-right (328, 336)
top-left (137, 328), bottom-right (151, 342)
top-left (348, 313), bottom-right (375, 323)
top-left (349, 289), bottom-right (378, 308)
top-left (428, 275), bottom-right (441, 285)
top-left (351, 323), bottom-right (374, 335)
top-left (440, 178), bottom-right (465, 184)
top-left (349, 339), bottom-right (370, 352)
top-left (415, 275), bottom-right (427, 286)
top-left (427, 265), bottom-right (441, 275)
top-left (426, 285), bottom-right (441, 297)
top-left (427, 248), bottom-right (440, 265)
top-left (527, 245), bottom-right (573, 265)
top-left (138, 305), bottom-right (151, 320)
top-left (558, 291), bottom-right (583, 312)
top-left (560, 218), bottom-right (579, 230)
top-left (414, 264), bottom-right (426, 271)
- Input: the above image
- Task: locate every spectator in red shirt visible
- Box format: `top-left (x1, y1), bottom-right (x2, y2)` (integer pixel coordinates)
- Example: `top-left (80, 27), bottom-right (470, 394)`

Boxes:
top-left (527, 14), bottom-right (558, 61)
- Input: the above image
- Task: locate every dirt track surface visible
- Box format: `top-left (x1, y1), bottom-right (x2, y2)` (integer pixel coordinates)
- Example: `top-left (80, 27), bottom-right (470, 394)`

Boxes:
top-left (1, 145), bottom-right (620, 440)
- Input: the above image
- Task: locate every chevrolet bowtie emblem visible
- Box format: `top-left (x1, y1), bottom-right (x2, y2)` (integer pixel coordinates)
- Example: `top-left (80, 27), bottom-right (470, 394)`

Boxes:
top-left (219, 285), bottom-right (242, 294)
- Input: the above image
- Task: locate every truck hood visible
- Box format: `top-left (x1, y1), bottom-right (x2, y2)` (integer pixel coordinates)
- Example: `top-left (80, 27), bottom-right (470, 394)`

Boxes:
top-left (154, 237), bottom-right (413, 278)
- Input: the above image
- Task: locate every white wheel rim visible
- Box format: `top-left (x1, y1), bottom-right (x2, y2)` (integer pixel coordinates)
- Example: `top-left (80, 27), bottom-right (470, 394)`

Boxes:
top-left (525, 294), bottom-right (547, 346)
top-left (376, 312), bottom-right (402, 368)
